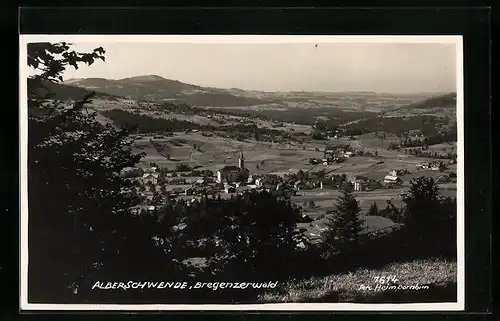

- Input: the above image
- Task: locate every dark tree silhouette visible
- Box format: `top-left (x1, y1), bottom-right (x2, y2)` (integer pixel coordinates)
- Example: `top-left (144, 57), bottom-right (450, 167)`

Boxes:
top-left (26, 43), bottom-right (187, 303)
top-left (402, 176), bottom-right (456, 251)
top-left (322, 184), bottom-right (363, 253)
top-left (368, 202), bottom-right (379, 216)
top-left (379, 200), bottom-right (404, 223)
top-left (402, 177), bottom-right (442, 229)
top-left (191, 191), bottom-right (306, 281)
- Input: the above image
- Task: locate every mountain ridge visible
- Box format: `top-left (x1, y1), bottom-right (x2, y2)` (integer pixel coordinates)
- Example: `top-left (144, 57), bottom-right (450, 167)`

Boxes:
top-left (57, 75), bottom-right (456, 115)
top-left (64, 75), bottom-right (453, 96)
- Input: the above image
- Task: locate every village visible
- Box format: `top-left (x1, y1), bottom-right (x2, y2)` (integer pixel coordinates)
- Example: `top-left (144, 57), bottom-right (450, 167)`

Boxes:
top-left (122, 138), bottom-right (457, 230)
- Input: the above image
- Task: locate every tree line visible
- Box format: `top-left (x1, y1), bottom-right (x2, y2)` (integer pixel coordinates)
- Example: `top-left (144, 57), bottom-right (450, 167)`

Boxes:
top-left (101, 108), bottom-right (288, 143)
top-left (342, 115), bottom-right (451, 137)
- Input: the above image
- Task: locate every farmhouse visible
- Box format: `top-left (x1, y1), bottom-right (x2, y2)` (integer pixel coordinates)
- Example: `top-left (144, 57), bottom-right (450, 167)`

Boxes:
top-left (430, 162), bottom-right (441, 171)
top-left (383, 171), bottom-right (402, 185)
top-left (216, 152), bottom-right (250, 183)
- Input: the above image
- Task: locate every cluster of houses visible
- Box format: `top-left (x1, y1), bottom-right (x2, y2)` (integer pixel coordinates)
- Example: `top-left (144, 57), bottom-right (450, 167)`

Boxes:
top-left (123, 148), bottom-right (427, 214)
top-left (310, 146), bottom-right (353, 165)
top-left (342, 170), bottom-right (402, 192)
top-left (324, 145), bottom-right (354, 164)
top-left (416, 161), bottom-right (444, 171)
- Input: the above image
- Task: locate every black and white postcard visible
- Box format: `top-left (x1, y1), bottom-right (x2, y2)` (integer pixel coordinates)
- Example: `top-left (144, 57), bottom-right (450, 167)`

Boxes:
top-left (20, 35), bottom-right (464, 311)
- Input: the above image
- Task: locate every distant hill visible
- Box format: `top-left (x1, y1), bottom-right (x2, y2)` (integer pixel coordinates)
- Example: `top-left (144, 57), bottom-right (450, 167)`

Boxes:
top-left (382, 93), bottom-right (456, 117)
top-left (64, 75), bottom-right (273, 107)
top-left (62, 75), bottom-right (431, 111)
top-left (340, 93), bottom-right (457, 136)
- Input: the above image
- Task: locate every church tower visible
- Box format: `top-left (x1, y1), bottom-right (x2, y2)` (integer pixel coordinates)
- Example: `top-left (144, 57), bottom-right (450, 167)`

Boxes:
top-left (239, 151), bottom-right (245, 169)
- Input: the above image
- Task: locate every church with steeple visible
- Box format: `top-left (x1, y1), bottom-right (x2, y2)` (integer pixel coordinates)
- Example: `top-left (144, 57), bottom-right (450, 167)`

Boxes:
top-left (216, 151), bottom-right (250, 183)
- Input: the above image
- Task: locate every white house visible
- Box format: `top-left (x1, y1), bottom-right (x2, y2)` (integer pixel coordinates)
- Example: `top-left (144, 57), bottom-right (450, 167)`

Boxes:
top-left (384, 175), bottom-right (401, 184)
top-left (383, 169), bottom-right (401, 184)
top-left (224, 184), bottom-right (236, 194)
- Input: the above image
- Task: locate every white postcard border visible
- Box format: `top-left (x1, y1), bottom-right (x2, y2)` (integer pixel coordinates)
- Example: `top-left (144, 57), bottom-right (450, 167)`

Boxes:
top-left (19, 35), bottom-right (465, 311)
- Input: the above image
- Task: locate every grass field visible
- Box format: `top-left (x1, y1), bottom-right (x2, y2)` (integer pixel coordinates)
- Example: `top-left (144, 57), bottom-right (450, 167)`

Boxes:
top-left (132, 133), bottom-right (328, 174)
top-left (258, 258), bottom-right (457, 303)
top-left (132, 130), bottom-right (456, 212)
top-left (298, 214), bottom-right (400, 241)
top-left (294, 189), bottom-right (404, 214)
top-left (427, 142), bottom-right (457, 153)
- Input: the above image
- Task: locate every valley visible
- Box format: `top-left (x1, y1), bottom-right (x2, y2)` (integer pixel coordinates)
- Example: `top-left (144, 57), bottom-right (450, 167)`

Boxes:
top-left (48, 75), bottom-right (458, 242)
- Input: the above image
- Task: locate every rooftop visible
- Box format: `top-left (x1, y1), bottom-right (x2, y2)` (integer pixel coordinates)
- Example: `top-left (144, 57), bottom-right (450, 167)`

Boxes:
top-left (219, 165), bottom-right (240, 171)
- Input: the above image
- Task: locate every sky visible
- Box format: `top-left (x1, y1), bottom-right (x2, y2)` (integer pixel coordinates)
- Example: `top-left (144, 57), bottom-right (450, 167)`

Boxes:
top-left (32, 39), bottom-right (458, 94)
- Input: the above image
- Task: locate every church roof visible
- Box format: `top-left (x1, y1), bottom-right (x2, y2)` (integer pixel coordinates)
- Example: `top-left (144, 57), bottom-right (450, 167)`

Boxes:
top-left (219, 165), bottom-right (240, 172)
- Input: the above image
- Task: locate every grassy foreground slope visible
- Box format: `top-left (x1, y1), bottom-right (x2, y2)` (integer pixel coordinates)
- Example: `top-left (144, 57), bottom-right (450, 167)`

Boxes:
top-left (259, 258), bottom-right (457, 303)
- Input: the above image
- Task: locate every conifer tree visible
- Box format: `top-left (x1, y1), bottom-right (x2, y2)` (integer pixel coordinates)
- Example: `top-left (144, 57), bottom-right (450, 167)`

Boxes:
top-left (368, 202), bottom-right (379, 216)
top-left (402, 176), bottom-right (443, 229)
top-left (322, 183), bottom-right (363, 252)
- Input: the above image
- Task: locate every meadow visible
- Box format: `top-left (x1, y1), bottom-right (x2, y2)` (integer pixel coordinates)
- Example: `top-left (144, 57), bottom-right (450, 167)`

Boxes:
top-left (258, 258), bottom-right (457, 303)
